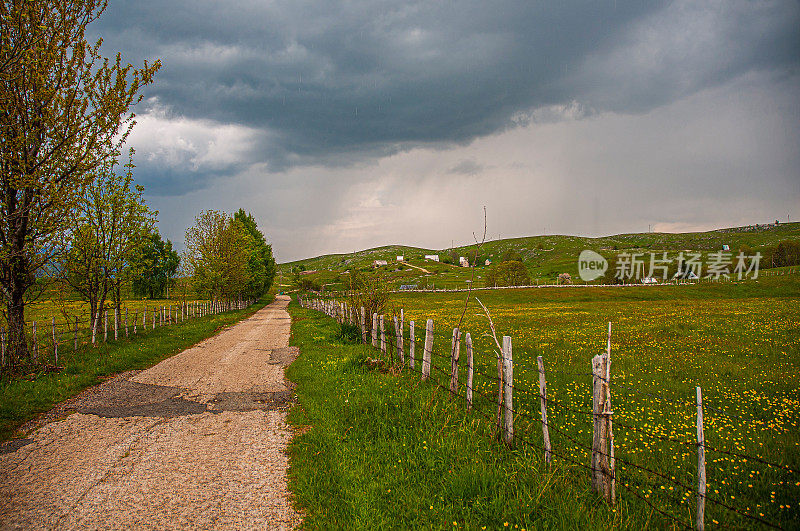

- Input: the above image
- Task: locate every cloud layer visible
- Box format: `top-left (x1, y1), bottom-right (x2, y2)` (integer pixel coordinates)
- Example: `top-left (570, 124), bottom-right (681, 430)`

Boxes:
top-left (94, 0), bottom-right (799, 195)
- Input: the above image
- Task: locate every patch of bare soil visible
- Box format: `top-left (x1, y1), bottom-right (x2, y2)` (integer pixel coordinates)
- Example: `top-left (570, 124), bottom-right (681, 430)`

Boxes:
top-left (0, 296), bottom-right (302, 530)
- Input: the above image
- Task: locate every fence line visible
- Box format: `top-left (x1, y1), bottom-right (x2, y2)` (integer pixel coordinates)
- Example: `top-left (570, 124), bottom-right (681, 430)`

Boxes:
top-left (298, 295), bottom-right (793, 530)
top-left (0, 298), bottom-right (255, 369)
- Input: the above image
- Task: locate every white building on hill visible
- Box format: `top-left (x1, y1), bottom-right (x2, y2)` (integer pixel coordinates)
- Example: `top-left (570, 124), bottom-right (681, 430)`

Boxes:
top-left (424, 254), bottom-right (440, 262)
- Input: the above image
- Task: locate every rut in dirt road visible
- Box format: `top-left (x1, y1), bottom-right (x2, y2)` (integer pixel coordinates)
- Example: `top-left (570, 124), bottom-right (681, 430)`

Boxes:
top-left (0, 295), bottom-right (302, 530)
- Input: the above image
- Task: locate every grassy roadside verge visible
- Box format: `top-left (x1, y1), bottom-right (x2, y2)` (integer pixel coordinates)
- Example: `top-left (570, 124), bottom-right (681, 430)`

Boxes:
top-left (0, 297), bottom-right (272, 442)
top-left (285, 299), bottom-right (653, 530)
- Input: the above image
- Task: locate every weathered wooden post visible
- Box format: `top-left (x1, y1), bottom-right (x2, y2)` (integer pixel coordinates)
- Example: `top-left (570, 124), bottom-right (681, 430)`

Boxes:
top-left (394, 314), bottom-right (404, 365)
top-left (591, 354), bottom-right (612, 502)
top-left (409, 321), bottom-right (416, 370)
top-left (605, 322), bottom-right (616, 502)
top-left (696, 386), bottom-right (706, 531)
top-left (360, 307), bottom-right (366, 343)
top-left (450, 328), bottom-right (460, 397)
top-left (465, 332), bottom-right (473, 410)
top-left (422, 319), bottom-right (433, 380)
top-left (114, 307), bottom-right (118, 340)
top-left (400, 309), bottom-right (404, 361)
top-left (502, 336), bottom-right (513, 446)
top-left (537, 355), bottom-right (552, 466)
top-left (125, 308), bottom-right (129, 337)
top-left (372, 313), bottom-right (378, 348)
top-left (152, 308), bottom-right (156, 330)
top-left (380, 315), bottom-right (387, 360)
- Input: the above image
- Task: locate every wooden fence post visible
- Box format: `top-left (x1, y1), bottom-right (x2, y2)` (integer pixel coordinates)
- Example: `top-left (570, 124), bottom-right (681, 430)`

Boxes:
top-left (465, 332), bottom-right (473, 410)
top-left (400, 309), bottom-right (404, 360)
top-left (360, 307), bottom-right (366, 343)
top-left (696, 386), bottom-right (706, 531)
top-left (125, 308), bottom-right (129, 337)
top-left (380, 315), bottom-right (387, 359)
top-left (52, 317), bottom-right (57, 365)
top-left (134, 311), bottom-right (138, 335)
top-left (537, 355), bottom-right (552, 466)
top-left (502, 336), bottom-right (513, 446)
top-left (92, 311), bottom-right (97, 345)
top-left (450, 328), bottom-right (460, 397)
top-left (409, 321), bottom-right (415, 370)
top-left (394, 314), bottom-right (404, 365)
top-left (422, 319), bottom-right (433, 380)
top-left (114, 308), bottom-right (118, 340)
top-left (605, 322), bottom-right (616, 503)
top-left (372, 313), bottom-right (378, 348)
top-left (591, 354), bottom-right (612, 502)
top-left (153, 308), bottom-right (156, 330)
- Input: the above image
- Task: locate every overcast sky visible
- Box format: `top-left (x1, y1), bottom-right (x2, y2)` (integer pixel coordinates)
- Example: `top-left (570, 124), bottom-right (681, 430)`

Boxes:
top-left (93, 0), bottom-right (800, 262)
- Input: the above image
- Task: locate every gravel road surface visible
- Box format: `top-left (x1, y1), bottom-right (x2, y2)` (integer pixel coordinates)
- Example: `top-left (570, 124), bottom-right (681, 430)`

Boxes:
top-left (0, 296), bottom-right (301, 530)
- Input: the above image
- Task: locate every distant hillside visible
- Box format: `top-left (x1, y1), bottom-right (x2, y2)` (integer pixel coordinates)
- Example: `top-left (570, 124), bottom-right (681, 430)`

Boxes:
top-left (277, 221), bottom-right (800, 290)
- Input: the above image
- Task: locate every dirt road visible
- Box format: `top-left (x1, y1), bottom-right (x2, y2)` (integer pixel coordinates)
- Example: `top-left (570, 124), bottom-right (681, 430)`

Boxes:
top-left (0, 296), bottom-right (301, 530)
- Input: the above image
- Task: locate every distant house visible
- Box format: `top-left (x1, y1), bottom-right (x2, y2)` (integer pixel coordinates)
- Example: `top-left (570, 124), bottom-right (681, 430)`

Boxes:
top-left (424, 254), bottom-right (440, 262)
top-left (722, 244), bottom-right (730, 251)
top-left (396, 255), bottom-right (404, 262)
top-left (373, 260), bottom-right (388, 267)
top-left (399, 284), bottom-right (418, 290)
top-left (459, 256), bottom-right (469, 267)
top-left (642, 276), bottom-right (658, 284)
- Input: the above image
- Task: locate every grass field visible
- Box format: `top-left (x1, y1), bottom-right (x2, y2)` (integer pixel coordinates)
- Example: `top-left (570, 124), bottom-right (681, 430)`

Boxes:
top-left (287, 276), bottom-right (799, 529)
top-left (0, 298), bottom-right (269, 442)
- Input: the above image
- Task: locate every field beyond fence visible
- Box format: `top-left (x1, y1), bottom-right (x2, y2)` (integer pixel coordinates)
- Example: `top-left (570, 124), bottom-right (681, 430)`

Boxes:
top-left (298, 281), bottom-right (799, 529)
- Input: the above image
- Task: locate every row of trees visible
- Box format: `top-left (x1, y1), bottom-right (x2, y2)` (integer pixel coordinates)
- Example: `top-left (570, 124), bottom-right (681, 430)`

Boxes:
top-left (0, 1), bottom-right (276, 368)
top-left (1, 0), bottom-right (161, 365)
top-left (184, 209), bottom-right (276, 303)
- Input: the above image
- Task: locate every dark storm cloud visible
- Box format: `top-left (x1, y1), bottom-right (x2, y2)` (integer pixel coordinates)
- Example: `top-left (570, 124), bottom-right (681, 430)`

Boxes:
top-left (93, 0), bottom-right (800, 194)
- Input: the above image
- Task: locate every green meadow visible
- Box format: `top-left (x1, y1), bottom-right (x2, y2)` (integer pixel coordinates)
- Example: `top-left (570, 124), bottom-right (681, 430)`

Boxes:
top-left (287, 275), bottom-right (799, 529)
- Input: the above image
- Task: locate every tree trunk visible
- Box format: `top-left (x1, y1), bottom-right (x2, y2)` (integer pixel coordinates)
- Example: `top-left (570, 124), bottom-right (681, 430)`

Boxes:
top-left (6, 289), bottom-right (28, 366)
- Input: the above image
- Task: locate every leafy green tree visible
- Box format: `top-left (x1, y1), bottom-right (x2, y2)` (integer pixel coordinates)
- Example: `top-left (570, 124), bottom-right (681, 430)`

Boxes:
top-left (62, 152), bottom-right (155, 339)
top-left (129, 229), bottom-right (180, 299)
top-left (483, 260), bottom-right (530, 287)
top-left (185, 210), bottom-right (253, 302)
top-left (0, 0), bottom-right (160, 364)
top-left (771, 240), bottom-right (800, 268)
top-left (233, 209), bottom-right (276, 299)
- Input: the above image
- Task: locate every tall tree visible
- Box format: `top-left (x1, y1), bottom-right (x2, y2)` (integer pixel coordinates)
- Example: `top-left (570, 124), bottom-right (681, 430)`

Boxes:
top-left (0, 0), bottom-right (160, 365)
top-left (185, 210), bottom-right (253, 302)
top-left (129, 229), bottom-right (179, 300)
top-left (62, 152), bottom-right (155, 340)
top-left (233, 209), bottom-right (276, 300)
